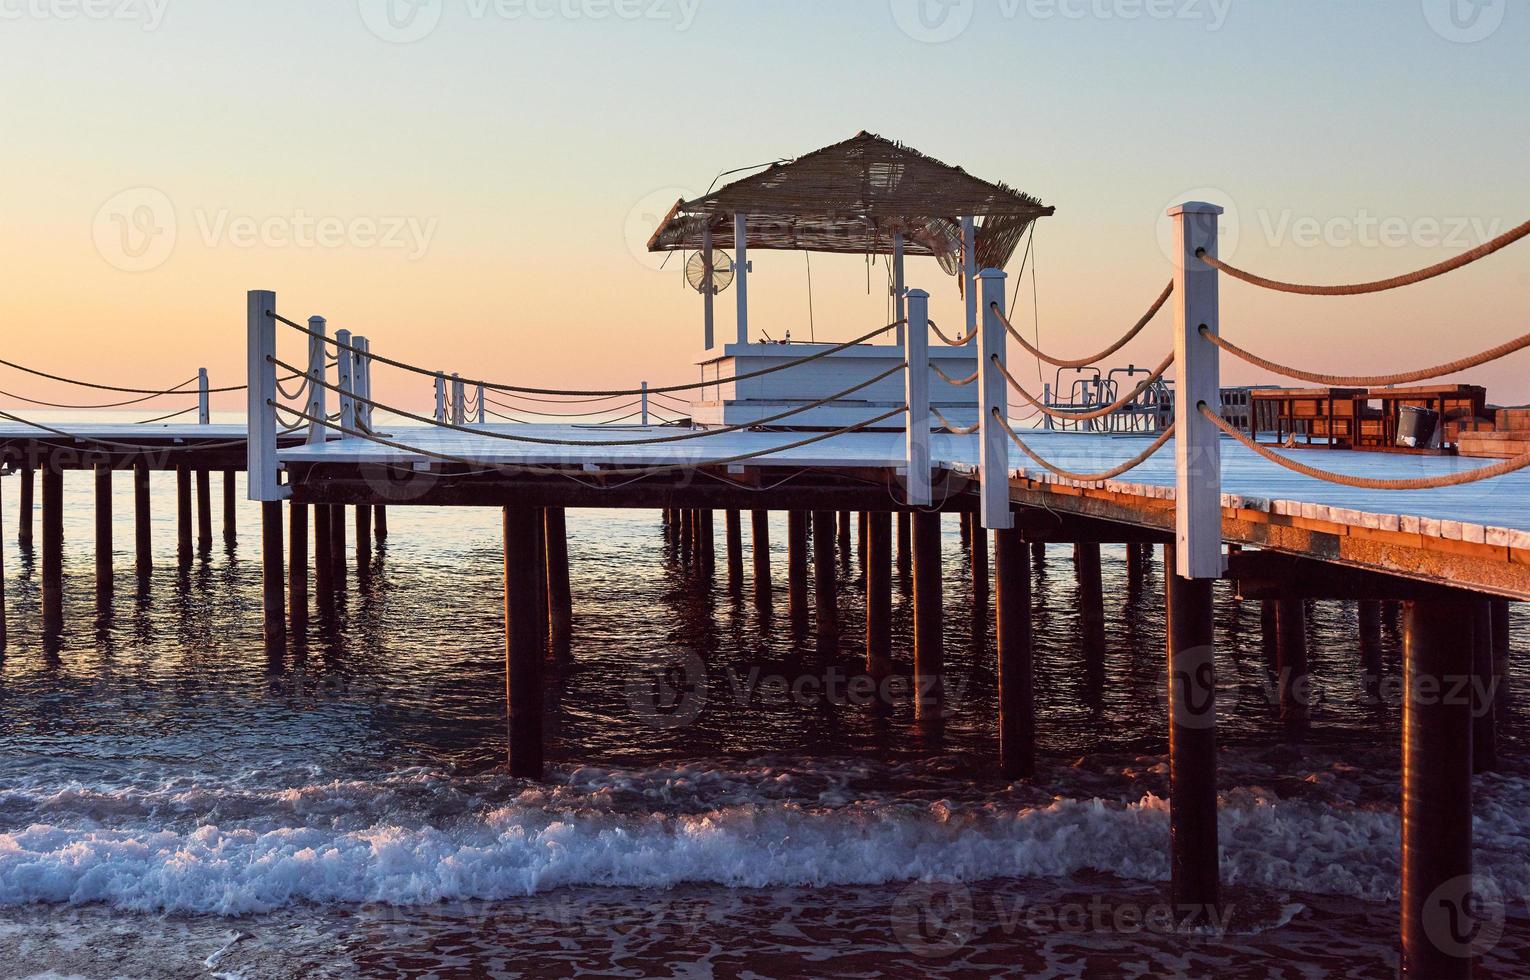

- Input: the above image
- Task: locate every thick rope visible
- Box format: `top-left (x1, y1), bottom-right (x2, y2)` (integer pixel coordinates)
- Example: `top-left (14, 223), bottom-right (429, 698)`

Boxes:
top-left (928, 319), bottom-right (977, 347)
top-left (995, 281), bottom-right (1173, 369)
top-left (930, 407), bottom-right (980, 435)
top-left (1200, 405), bottom-right (1530, 490)
top-left (135, 405), bottom-right (200, 425)
top-left (1201, 324), bottom-right (1530, 388)
top-left (272, 311), bottom-right (902, 397)
top-left (0, 385), bottom-right (194, 411)
top-left (996, 352), bottom-right (1175, 421)
top-left (930, 363), bottom-right (978, 386)
top-left (271, 356), bottom-right (903, 448)
top-left (995, 410), bottom-right (1176, 483)
top-left (1197, 217), bottom-right (1530, 296)
top-left (0, 362), bottom-right (204, 397)
top-left (486, 396), bottom-right (644, 418)
top-left (277, 402), bottom-right (907, 479)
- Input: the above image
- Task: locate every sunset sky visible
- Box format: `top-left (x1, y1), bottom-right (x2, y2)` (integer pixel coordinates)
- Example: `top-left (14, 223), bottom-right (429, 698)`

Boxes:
top-left (1, 0), bottom-right (1526, 413)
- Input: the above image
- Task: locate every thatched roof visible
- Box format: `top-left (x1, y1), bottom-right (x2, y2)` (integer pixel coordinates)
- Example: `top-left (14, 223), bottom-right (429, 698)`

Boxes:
top-left (646, 132), bottom-right (1054, 270)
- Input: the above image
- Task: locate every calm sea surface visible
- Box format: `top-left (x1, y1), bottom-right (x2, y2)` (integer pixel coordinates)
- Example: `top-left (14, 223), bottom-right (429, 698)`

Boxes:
top-left (0, 470), bottom-right (1526, 978)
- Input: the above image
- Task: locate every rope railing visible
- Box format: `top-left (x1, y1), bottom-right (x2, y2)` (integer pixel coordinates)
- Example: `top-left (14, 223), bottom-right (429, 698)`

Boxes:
top-left (994, 281), bottom-right (1173, 369)
top-left (0, 358), bottom-right (253, 396)
top-left (996, 351), bottom-right (1175, 422)
top-left (0, 383), bottom-right (197, 411)
top-left (994, 408), bottom-right (1176, 483)
top-left (930, 363), bottom-right (979, 386)
top-left (276, 401), bottom-right (907, 480)
top-left (270, 355), bottom-right (903, 448)
top-left (1200, 405), bottom-right (1530, 490)
top-left (135, 404), bottom-right (201, 425)
top-left (1197, 217), bottom-right (1530, 296)
top-left (271, 310), bottom-right (903, 398)
top-left (1200, 324), bottom-right (1530, 388)
top-left (485, 396), bottom-right (645, 419)
top-left (928, 319), bottom-right (977, 347)
top-left (931, 407), bottom-right (980, 435)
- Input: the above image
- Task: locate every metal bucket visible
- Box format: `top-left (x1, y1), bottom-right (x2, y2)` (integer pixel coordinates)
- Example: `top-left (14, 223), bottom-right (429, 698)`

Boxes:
top-left (1396, 406), bottom-right (1439, 448)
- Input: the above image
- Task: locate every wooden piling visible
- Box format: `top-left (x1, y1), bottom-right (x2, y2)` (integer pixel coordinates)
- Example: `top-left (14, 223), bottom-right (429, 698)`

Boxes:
top-left (41, 467), bottom-right (63, 629)
top-left (971, 518), bottom-right (990, 606)
top-left (751, 509), bottom-right (771, 607)
top-left (544, 506), bottom-right (573, 655)
top-left (1126, 541), bottom-right (1145, 591)
top-left (330, 505), bottom-right (347, 586)
top-left (504, 505), bottom-right (545, 779)
top-left (133, 460), bottom-right (151, 580)
top-left (1400, 598), bottom-right (1475, 979)
top-left (1274, 598), bottom-right (1310, 735)
top-left (837, 510), bottom-right (851, 566)
top-left (858, 512), bottom-right (868, 578)
top-left (1472, 602), bottom-right (1496, 774)
top-left (677, 507), bottom-right (693, 561)
top-left (1358, 599), bottom-right (1383, 701)
top-left (314, 505), bottom-right (334, 611)
top-left (0, 483), bottom-right (6, 648)
top-left (261, 501), bottom-right (286, 657)
top-left (787, 511), bottom-right (809, 623)
top-left (865, 511), bottom-right (892, 706)
top-left (532, 509), bottom-right (550, 648)
top-left (996, 526), bottom-right (1034, 779)
top-left (724, 509), bottom-right (744, 594)
top-left (195, 469), bottom-right (213, 552)
top-left (1031, 540), bottom-right (1046, 566)
top-left (699, 510), bottom-right (715, 575)
top-left (355, 503), bottom-right (373, 569)
top-left (896, 511), bottom-right (911, 587)
top-left (1490, 599), bottom-right (1510, 713)
top-left (94, 464), bottom-right (113, 607)
top-left (1164, 545), bottom-right (1219, 913)
top-left (812, 510), bottom-right (838, 650)
top-left (222, 470), bottom-right (237, 546)
top-left (175, 466), bottom-right (192, 569)
top-left (18, 465), bottom-right (34, 550)
top-left (912, 511), bottom-right (943, 717)
top-left (959, 510), bottom-right (971, 548)
top-left (1075, 542), bottom-right (1105, 663)
top-left (289, 502), bottom-right (308, 635)
top-left (374, 505), bottom-right (388, 543)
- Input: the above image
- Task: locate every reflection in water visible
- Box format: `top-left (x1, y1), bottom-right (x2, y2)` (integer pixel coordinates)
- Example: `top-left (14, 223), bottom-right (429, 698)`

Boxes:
top-left (0, 472), bottom-right (1525, 976)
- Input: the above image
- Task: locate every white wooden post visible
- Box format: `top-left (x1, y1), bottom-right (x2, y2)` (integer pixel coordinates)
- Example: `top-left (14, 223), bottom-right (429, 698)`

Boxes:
top-left (197, 368), bottom-right (210, 424)
top-left (734, 212), bottom-right (749, 345)
top-left (451, 373), bottom-right (465, 425)
top-left (335, 329), bottom-right (355, 433)
top-left (476, 383), bottom-right (486, 424)
top-left (641, 381), bottom-right (650, 425)
top-left (978, 269), bottom-right (1013, 530)
top-left (305, 316), bottom-right (327, 445)
top-left (1169, 201), bottom-right (1226, 579)
top-left (353, 337), bottom-right (371, 429)
top-left (434, 373), bottom-right (447, 423)
top-left (701, 224), bottom-right (715, 351)
top-left (246, 290), bottom-right (288, 502)
top-left (905, 288), bottom-right (932, 507)
top-left (962, 216), bottom-right (978, 343)
top-left (893, 230), bottom-right (907, 347)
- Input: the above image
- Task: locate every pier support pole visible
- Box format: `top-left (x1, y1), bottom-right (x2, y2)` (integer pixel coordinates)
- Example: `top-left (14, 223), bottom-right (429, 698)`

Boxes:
top-left (261, 501), bottom-right (286, 658)
top-left (1490, 599), bottom-right (1510, 713)
top-left (545, 507), bottom-right (573, 656)
top-left (865, 511), bottom-right (892, 706)
top-left (837, 511), bottom-right (851, 568)
top-left (330, 505), bottom-right (347, 588)
top-left (504, 505), bottom-right (544, 779)
top-left (18, 465), bottom-right (35, 551)
top-left (1164, 544), bottom-right (1218, 914)
top-left (897, 511), bottom-right (911, 589)
top-left (195, 469), bottom-right (213, 553)
top-left (374, 505), bottom-right (388, 544)
top-left (1075, 543), bottom-right (1106, 665)
top-left (996, 526), bottom-right (1034, 779)
top-left (223, 470), bottom-right (237, 547)
top-left (971, 519), bottom-right (989, 608)
top-left (1359, 599), bottom-right (1384, 702)
top-left (41, 466), bottom-right (63, 630)
top-left (1126, 542), bottom-right (1145, 591)
top-left (532, 510), bottom-right (550, 650)
top-left (1275, 598), bottom-right (1310, 736)
top-left (751, 510), bottom-right (771, 609)
top-left (1032, 540), bottom-right (1046, 567)
top-left (725, 509), bottom-right (744, 595)
top-left (787, 511), bottom-right (809, 625)
top-left (0, 484), bottom-right (5, 648)
top-left (1401, 598), bottom-right (1475, 979)
top-left (813, 510), bottom-right (838, 652)
top-left (1472, 602), bottom-right (1497, 774)
top-left (288, 502), bottom-right (308, 636)
top-left (314, 505), bottom-right (334, 614)
top-left (133, 460), bottom-right (151, 581)
top-left (175, 466), bottom-right (193, 570)
top-left (699, 510), bottom-right (715, 577)
top-left (912, 511), bottom-right (944, 718)
top-left (94, 465), bottom-right (113, 608)
top-left (355, 503), bottom-right (372, 570)
top-left (677, 507), bottom-right (692, 562)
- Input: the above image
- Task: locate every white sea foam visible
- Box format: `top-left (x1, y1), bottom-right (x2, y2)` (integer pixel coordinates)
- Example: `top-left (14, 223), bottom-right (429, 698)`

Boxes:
top-left (1, 758), bottom-right (1526, 916)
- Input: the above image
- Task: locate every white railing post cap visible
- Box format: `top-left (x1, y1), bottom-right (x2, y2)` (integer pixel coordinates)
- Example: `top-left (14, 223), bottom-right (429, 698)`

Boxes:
top-left (1167, 201), bottom-right (1225, 217)
top-left (907, 287), bottom-right (930, 299)
top-left (977, 267), bottom-right (1006, 280)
